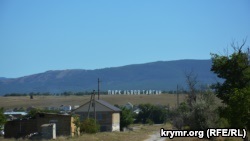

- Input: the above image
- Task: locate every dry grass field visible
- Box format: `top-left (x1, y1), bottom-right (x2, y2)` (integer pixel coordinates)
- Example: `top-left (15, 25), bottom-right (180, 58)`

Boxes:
top-left (0, 94), bottom-right (187, 110)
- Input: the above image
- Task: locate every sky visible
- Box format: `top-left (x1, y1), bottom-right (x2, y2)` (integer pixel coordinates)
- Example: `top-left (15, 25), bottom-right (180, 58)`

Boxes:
top-left (0, 0), bottom-right (250, 78)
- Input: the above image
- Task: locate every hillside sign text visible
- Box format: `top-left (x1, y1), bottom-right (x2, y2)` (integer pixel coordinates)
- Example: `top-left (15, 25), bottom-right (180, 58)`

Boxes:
top-left (108, 90), bottom-right (162, 95)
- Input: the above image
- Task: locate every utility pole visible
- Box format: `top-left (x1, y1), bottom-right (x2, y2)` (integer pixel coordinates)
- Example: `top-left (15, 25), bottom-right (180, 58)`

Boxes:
top-left (98, 78), bottom-right (101, 100)
top-left (87, 90), bottom-right (96, 119)
top-left (177, 85), bottom-right (179, 108)
top-left (93, 90), bottom-right (96, 125)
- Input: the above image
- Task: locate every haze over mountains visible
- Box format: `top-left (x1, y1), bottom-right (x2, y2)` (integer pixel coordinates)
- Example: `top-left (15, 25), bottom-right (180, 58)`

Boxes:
top-left (0, 59), bottom-right (220, 95)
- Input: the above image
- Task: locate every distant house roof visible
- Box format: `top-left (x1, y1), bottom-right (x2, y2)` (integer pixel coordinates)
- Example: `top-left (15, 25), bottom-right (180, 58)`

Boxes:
top-left (4, 112), bottom-right (27, 116)
top-left (72, 99), bottom-right (121, 112)
top-left (124, 102), bottom-right (133, 109)
top-left (133, 108), bottom-right (141, 114)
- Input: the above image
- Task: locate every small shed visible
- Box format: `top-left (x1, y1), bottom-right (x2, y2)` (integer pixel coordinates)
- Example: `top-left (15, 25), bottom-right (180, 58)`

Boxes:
top-left (72, 99), bottom-right (121, 132)
top-left (35, 113), bottom-right (78, 137)
top-left (4, 113), bottom-right (79, 139)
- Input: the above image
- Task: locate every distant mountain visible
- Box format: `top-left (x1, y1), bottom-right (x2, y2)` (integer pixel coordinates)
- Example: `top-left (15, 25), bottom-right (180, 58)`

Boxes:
top-left (0, 59), bottom-right (220, 95)
top-left (0, 77), bottom-right (7, 80)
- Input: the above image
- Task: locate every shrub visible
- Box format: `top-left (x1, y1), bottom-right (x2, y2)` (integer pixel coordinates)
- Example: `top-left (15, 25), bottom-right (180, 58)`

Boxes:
top-left (136, 103), bottom-right (167, 124)
top-left (80, 118), bottom-right (100, 133)
top-left (0, 108), bottom-right (6, 131)
top-left (146, 119), bottom-right (154, 125)
top-left (170, 91), bottom-right (222, 130)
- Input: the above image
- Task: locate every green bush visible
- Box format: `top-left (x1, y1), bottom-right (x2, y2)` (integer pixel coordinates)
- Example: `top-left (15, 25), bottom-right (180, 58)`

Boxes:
top-left (146, 119), bottom-right (154, 125)
top-left (120, 107), bottom-right (134, 130)
top-left (170, 91), bottom-right (222, 130)
top-left (217, 117), bottom-right (230, 128)
top-left (80, 118), bottom-right (100, 133)
top-left (136, 103), bottom-right (167, 124)
top-left (0, 108), bottom-right (7, 130)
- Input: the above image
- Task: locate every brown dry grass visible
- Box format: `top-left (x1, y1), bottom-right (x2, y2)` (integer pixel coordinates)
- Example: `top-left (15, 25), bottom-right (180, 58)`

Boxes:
top-left (0, 94), bottom-right (187, 109)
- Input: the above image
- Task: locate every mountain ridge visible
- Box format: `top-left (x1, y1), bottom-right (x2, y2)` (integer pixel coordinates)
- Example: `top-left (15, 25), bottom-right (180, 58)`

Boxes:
top-left (0, 59), bottom-right (219, 95)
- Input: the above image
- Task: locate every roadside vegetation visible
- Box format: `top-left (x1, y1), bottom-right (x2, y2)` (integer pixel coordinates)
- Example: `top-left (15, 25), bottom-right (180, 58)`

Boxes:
top-left (168, 40), bottom-right (250, 141)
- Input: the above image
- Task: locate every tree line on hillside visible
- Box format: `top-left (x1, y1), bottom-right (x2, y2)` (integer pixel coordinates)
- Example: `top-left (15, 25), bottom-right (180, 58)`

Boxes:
top-left (3, 90), bottom-right (191, 97)
top-left (3, 91), bottom-right (108, 97)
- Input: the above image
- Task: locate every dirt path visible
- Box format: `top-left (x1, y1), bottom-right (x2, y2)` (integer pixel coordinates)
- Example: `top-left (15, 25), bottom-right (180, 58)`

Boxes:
top-left (144, 131), bottom-right (166, 141)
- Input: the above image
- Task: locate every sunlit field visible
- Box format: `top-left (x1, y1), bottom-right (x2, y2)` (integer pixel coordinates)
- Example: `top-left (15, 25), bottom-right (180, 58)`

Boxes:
top-left (0, 94), bottom-right (186, 109)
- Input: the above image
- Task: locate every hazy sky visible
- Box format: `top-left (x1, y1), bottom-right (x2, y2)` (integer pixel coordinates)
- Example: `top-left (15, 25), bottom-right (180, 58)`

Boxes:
top-left (1, 0), bottom-right (250, 78)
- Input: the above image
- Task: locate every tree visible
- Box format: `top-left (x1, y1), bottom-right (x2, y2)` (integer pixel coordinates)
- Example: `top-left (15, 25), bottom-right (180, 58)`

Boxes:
top-left (185, 70), bottom-right (198, 106)
top-left (120, 107), bottom-right (134, 131)
top-left (150, 105), bottom-right (167, 124)
top-left (170, 102), bottom-right (189, 129)
top-left (188, 91), bottom-right (221, 130)
top-left (170, 70), bottom-right (224, 130)
top-left (136, 103), bottom-right (167, 124)
top-left (211, 40), bottom-right (250, 131)
top-left (171, 90), bottom-right (222, 130)
top-left (0, 108), bottom-right (7, 131)
top-left (136, 103), bottom-right (154, 124)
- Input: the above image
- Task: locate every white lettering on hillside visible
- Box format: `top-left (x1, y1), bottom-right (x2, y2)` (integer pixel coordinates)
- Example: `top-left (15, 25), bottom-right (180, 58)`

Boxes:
top-left (108, 90), bottom-right (162, 95)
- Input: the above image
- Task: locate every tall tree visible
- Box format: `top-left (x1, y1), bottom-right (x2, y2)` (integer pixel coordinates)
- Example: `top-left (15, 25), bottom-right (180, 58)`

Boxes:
top-left (185, 70), bottom-right (198, 106)
top-left (211, 40), bottom-right (250, 131)
top-left (120, 107), bottom-right (134, 130)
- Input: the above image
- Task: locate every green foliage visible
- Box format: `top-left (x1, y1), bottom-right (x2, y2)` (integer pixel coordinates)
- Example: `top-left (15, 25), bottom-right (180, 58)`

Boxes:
top-left (170, 102), bottom-right (190, 129)
top-left (136, 103), bottom-right (167, 124)
top-left (72, 115), bottom-right (81, 135)
top-left (136, 103), bottom-right (153, 124)
top-left (188, 92), bottom-right (220, 130)
top-left (171, 91), bottom-right (221, 130)
top-left (146, 118), bottom-right (154, 125)
top-left (120, 107), bottom-right (134, 130)
top-left (217, 117), bottom-right (230, 128)
top-left (80, 118), bottom-right (100, 134)
top-left (0, 108), bottom-right (7, 130)
top-left (211, 45), bottom-right (250, 129)
top-left (211, 50), bottom-right (250, 103)
top-left (27, 108), bottom-right (39, 118)
top-left (219, 88), bottom-right (250, 129)
top-left (27, 108), bottom-right (60, 118)
top-left (150, 105), bottom-right (167, 124)
top-left (15, 107), bottom-right (26, 112)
